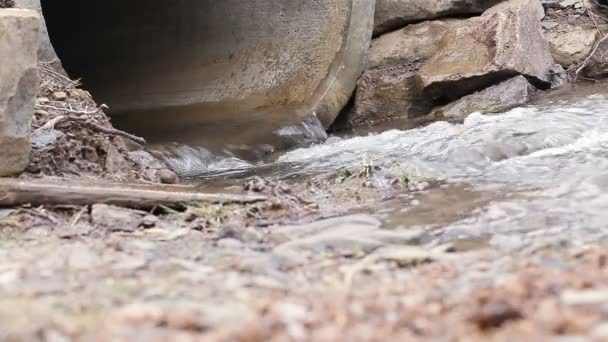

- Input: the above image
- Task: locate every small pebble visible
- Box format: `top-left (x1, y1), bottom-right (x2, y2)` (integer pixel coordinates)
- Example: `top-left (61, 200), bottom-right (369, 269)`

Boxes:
top-left (542, 21), bottom-right (559, 30)
top-left (52, 91), bottom-right (69, 101)
top-left (158, 169), bottom-right (179, 184)
top-left (592, 322), bottom-right (608, 339)
top-left (217, 238), bottom-right (243, 249)
top-left (141, 215), bottom-right (159, 228)
top-left (69, 89), bottom-right (86, 100)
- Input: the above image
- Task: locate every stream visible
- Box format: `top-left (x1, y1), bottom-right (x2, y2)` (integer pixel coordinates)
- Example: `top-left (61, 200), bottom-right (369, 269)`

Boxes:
top-left (159, 82), bottom-right (608, 254)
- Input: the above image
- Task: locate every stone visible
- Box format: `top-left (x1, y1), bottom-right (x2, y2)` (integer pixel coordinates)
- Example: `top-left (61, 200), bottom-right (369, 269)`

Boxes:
top-left (560, 289), bottom-right (608, 306)
top-left (104, 143), bottom-right (130, 178)
top-left (0, 1), bottom-right (14, 8)
top-left (431, 76), bottom-right (536, 122)
top-left (592, 322), bottom-right (608, 339)
top-left (351, 70), bottom-right (434, 127)
top-left (127, 150), bottom-right (167, 183)
top-left (91, 204), bottom-right (144, 233)
top-left (30, 128), bottom-right (65, 152)
top-left (273, 215), bottom-right (423, 258)
top-left (368, 20), bottom-right (457, 70)
top-left (14, 0), bottom-right (65, 72)
top-left (373, 0), bottom-right (503, 36)
top-left (416, 0), bottom-right (554, 101)
top-left (545, 23), bottom-right (597, 67)
top-left (542, 21), bottom-right (559, 30)
top-left (559, 0), bottom-right (583, 8)
top-left (217, 238), bottom-right (243, 249)
top-left (51, 91), bottom-right (68, 101)
top-left (365, 246), bottom-right (441, 267)
top-left (0, 9), bottom-right (40, 176)
top-left (158, 169), bottom-right (179, 184)
top-left (141, 215), bottom-right (159, 229)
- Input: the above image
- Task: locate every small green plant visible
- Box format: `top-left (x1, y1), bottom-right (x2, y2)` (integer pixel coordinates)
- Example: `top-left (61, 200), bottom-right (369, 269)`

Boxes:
top-left (357, 159), bottom-right (374, 178)
top-left (336, 167), bottom-right (353, 183)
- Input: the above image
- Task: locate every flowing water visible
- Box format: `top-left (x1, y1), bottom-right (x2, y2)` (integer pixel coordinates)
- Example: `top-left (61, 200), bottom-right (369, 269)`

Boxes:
top-left (161, 83), bottom-right (608, 252)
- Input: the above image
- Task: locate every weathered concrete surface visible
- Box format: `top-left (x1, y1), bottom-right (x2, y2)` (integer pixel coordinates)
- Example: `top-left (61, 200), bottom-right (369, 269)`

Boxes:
top-left (0, 9), bottom-right (40, 176)
top-left (34, 0), bottom-right (374, 145)
top-left (431, 76), bottom-right (536, 122)
top-left (417, 0), bottom-right (553, 101)
top-left (373, 0), bottom-right (503, 36)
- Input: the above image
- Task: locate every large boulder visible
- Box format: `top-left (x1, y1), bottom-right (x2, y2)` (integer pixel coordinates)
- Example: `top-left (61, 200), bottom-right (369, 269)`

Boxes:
top-left (350, 20), bottom-right (457, 127)
top-left (368, 20), bottom-right (456, 70)
top-left (0, 9), bottom-right (40, 177)
top-left (431, 75), bottom-right (536, 122)
top-left (416, 0), bottom-right (554, 101)
top-left (374, 0), bottom-right (503, 36)
top-left (545, 23), bottom-right (598, 68)
top-left (351, 70), bottom-right (434, 127)
top-left (14, 0), bottom-right (63, 70)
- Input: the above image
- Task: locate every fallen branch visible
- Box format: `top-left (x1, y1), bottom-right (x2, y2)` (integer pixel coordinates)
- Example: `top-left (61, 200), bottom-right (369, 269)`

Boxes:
top-left (574, 4), bottom-right (608, 77)
top-left (0, 178), bottom-right (267, 208)
top-left (80, 119), bottom-right (147, 145)
top-left (575, 33), bottom-right (608, 76)
top-left (35, 103), bottom-right (108, 117)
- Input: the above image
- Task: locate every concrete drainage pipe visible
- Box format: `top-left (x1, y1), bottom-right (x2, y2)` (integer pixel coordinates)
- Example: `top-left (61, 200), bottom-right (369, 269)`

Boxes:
top-left (21, 0), bottom-right (374, 146)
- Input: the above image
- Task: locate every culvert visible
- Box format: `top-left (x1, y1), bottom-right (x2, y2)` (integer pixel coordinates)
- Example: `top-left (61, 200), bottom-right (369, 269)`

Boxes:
top-left (23, 0), bottom-right (374, 146)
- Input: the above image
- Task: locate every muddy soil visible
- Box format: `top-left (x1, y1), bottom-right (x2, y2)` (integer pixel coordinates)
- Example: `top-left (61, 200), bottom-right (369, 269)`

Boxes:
top-left (26, 63), bottom-right (174, 183)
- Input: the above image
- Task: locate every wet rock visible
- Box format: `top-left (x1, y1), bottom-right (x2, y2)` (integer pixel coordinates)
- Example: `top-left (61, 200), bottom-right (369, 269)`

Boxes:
top-left (545, 23), bottom-right (597, 67)
top-left (549, 63), bottom-right (567, 88)
top-left (368, 20), bottom-right (456, 70)
top-left (431, 76), bottom-right (536, 122)
top-left (373, 0), bottom-right (502, 36)
top-left (416, 0), bottom-right (553, 101)
top-left (0, 9), bottom-right (40, 176)
top-left (351, 70), bottom-right (434, 127)
top-left (91, 204), bottom-right (144, 233)
top-left (584, 37), bottom-right (608, 79)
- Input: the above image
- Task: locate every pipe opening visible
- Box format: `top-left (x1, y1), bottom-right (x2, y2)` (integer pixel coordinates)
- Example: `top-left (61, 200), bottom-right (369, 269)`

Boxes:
top-left (40, 0), bottom-right (371, 152)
